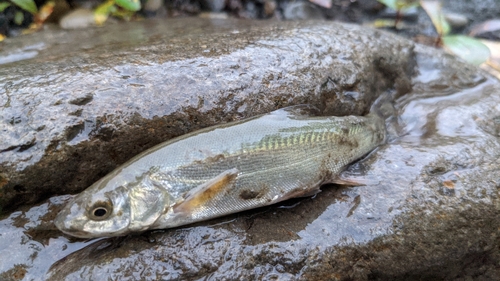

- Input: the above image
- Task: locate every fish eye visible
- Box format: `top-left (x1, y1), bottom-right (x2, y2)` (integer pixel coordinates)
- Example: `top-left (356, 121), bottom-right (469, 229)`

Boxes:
top-left (88, 201), bottom-right (113, 221)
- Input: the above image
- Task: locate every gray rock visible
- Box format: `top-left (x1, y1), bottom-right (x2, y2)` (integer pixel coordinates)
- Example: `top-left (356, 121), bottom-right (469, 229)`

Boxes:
top-left (443, 11), bottom-right (469, 28)
top-left (441, 0), bottom-right (500, 33)
top-left (282, 1), bottom-right (325, 20)
top-left (1, 37), bottom-right (498, 279)
top-left (0, 19), bottom-right (414, 212)
top-left (59, 8), bottom-right (96, 29)
top-left (49, 47), bottom-right (500, 280)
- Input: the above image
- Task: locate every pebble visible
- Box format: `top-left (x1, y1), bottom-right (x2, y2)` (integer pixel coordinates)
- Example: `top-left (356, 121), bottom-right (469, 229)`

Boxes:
top-left (59, 8), bottom-right (95, 30)
top-left (443, 11), bottom-right (469, 28)
top-left (282, 1), bottom-right (325, 20)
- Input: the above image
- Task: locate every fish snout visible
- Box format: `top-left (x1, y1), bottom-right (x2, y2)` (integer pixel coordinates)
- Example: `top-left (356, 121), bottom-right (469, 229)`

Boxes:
top-left (54, 204), bottom-right (91, 238)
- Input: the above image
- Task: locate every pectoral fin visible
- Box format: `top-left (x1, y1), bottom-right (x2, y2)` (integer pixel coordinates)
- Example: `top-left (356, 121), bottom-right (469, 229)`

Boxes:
top-left (173, 168), bottom-right (239, 214)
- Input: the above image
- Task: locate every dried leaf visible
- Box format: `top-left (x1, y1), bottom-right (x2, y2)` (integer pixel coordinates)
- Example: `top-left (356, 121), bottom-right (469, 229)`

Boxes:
top-left (469, 19), bottom-right (500, 37)
top-left (35, 1), bottom-right (55, 24)
top-left (480, 40), bottom-right (500, 64)
top-left (442, 180), bottom-right (454, 189)
top-left (420, 0), bottom-right (450, 36)
top-left (94, 0), bottom-right (116, 25)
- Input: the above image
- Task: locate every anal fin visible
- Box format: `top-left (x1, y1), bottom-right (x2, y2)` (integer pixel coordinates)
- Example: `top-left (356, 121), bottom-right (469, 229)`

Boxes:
top-left (173, 168), bottom-right (239, 214)
top-left (331, 173), bottom-right (380, 186)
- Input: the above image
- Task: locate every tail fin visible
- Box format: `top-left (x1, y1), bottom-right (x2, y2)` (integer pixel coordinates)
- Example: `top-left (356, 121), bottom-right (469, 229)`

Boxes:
top-left (369, 92), bottom-right (399, 143)
top-left (369, 92), bottom-right (395, 120)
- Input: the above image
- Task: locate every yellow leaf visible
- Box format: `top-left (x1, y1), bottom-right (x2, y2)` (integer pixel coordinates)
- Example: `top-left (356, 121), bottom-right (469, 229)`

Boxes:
top-left (94, 0), bottom-right (115, 25)
top-left (35, 1), bottom-right (55, 24)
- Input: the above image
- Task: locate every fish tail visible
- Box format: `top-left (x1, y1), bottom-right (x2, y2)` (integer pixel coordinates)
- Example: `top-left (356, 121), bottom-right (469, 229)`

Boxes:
top-left (368, 92), bottom-right (394, 120)
top-left (368, 92), bottom-right (400, 143)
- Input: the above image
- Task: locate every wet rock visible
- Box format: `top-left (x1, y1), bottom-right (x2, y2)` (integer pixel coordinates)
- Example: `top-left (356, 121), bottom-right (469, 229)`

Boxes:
top-left (1, 41), bottom-right (498, 279)
top-left (0, 18), bottom-right (414, 212)
top-left (49, 48), bottom-right (499, 280)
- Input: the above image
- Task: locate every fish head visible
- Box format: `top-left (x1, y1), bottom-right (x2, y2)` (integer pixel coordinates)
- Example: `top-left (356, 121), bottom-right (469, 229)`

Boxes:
top-left (55, 168), bottom-right (170, 238)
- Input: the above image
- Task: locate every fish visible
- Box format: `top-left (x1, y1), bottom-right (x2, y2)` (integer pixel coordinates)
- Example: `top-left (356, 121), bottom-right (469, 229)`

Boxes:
top-left (54, 101), bottom-right (386, 238)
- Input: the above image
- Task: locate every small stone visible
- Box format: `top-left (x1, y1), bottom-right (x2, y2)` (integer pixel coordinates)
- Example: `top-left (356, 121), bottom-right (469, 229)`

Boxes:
top-left (263, 0), bottom-right (277, 17)
top-left (144, 0), bottom-right (164, 13)
top-left (282, 1), bottom-right (325, 20)
top-left (443, 11), bottom-right (469, 28)
top-left (59, 8), bottom-right (95, 30)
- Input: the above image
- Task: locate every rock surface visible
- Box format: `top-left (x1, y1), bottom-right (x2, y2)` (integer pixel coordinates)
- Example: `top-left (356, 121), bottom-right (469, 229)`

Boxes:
top-left (0, 18), bottom-right (414, 212)
top-left (0, 18), bottom-right (499, 280)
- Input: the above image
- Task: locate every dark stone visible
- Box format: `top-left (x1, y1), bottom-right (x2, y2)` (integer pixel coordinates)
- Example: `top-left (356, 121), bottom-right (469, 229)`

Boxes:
top-left (199, 0), bottom-right (226, 12)
top-left (2, 17), bottom-right (498, 281)
top-left (0, 18), bottom-right (415, 212)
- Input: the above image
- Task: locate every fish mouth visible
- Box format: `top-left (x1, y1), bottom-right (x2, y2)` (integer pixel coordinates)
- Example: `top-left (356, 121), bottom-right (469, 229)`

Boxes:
top-left (58, 227), bottom-right (94, 239)
top-left (54, 210), bottom-right (93, 239)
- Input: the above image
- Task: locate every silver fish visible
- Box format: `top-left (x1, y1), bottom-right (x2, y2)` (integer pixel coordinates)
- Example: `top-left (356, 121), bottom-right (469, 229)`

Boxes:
top-left (55, 104), bottom-right (386, 238)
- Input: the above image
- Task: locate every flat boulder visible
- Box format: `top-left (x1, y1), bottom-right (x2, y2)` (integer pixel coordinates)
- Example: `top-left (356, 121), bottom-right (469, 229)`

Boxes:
top-left (0, 18), bottom-right (414, 211)
top-left (0, 18), bottom-right (498, 281)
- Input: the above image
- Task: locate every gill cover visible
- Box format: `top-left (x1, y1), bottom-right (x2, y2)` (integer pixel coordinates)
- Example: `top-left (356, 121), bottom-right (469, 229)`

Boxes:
top-left (127, 176), bottom-right (170, 232)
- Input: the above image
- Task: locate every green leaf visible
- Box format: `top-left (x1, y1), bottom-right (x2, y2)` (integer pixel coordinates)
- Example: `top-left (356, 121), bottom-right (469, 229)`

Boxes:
top-left (378, 0), bottom-right (398, 10)
top-left (372, 19), bottom-right (397, 28)
top-left (111, 8), bottom-right (135, 21)
top-left (442, 35), bottom-right (491, 65)
top-left (14, 10), bottom-right (24, 25)
top-left (94, 0), bottom-right (116, 25)
top-left (420, 0), bottom-right (450, 36)
top-left (115, 0), bottom-right (141, 11)
top-left (10, 0), bottom-right (37, 13)
top-left (378, 0), bottom-right (419, 11)
top-left (397, 0), bottom-right (419, 11)
top-left (0, 2), bottom-right (11, 12)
